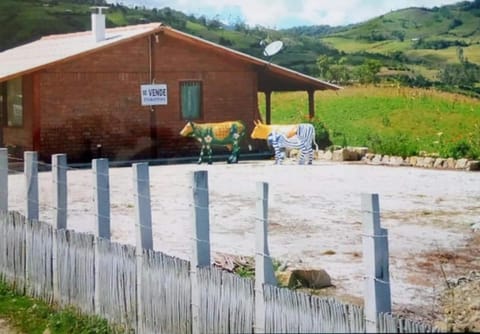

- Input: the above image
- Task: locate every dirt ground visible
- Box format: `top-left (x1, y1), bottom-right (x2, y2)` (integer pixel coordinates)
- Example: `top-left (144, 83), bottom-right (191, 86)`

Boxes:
top-left (6, 159), bottom-right (480, 328)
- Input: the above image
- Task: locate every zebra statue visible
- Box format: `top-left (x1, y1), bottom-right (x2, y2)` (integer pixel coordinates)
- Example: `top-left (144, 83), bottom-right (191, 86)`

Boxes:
top-left (267, 123), bottom-right (318, 165)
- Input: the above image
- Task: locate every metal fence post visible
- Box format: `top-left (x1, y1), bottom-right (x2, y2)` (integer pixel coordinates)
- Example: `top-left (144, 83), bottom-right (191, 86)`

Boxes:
top-left (362, 193), bottom-right (391, 333)
top-left (133, 162), bottom-right (153, 332)
top-left (190, 170), bottom-right (211, 334)
top-left (24, 151), bottom-right (39, 220)
top-left (0, 148), bottom-right (7, 212)
top-left (255, 182), bottom-right (277, 334)
top-left (93, 158), bottom-right (110, 315)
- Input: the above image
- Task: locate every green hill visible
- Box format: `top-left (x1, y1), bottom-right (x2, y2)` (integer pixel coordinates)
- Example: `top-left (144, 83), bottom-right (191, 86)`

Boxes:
top-left (1, 0), bottom-right (479, 95)
top-left (319, 2), bottom-right (480, 66)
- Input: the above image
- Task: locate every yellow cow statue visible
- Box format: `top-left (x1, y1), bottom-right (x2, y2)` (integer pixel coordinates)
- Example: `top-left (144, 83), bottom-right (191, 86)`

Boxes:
top-left (250, 120), bottom-right (298, 140)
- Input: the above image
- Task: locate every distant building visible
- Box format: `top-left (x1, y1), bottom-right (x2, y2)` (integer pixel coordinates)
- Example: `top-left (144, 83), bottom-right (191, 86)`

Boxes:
top-left (0, 8), bottom-right (340, 162)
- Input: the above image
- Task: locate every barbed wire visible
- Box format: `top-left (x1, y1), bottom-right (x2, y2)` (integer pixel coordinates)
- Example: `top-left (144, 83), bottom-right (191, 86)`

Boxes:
top-left (2, 153), bottom-right (362, 261)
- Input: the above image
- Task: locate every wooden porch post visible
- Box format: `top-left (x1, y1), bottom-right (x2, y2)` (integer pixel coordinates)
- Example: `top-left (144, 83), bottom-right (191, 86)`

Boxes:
top-left (308, 90), bottom-right (315, 120)
top-left (32, 73), bottom-right (41, 152)
top-left (265, 91), bottom-right (272, 124)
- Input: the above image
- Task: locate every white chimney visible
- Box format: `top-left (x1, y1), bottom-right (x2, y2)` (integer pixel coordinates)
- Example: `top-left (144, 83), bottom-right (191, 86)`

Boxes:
top-left (91, 7), bottom-right (108, 42)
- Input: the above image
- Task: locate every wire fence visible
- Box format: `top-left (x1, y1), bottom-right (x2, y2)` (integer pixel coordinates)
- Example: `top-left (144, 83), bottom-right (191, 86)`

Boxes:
top-left (2, 153), bottom-right (269, 260)
top-left (0, 150), bottom-right (442, 333)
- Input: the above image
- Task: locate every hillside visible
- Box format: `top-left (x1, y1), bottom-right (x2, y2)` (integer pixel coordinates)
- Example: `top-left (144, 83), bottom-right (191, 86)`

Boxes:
top-left (318, 2), bottom-right (480, 66)
top-left (1, 0), bottom-right (479, 95)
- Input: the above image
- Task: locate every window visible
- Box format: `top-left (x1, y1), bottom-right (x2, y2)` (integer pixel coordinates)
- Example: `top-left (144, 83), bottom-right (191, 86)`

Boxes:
top-left (0, 77), bottom-right (23, 127)
top-left (180, 81), bottom-right (202, 120)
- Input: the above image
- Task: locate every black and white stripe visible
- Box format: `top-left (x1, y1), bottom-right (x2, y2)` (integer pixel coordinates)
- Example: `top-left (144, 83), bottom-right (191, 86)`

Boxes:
top-left (268, 123), bottom-right (318, 165)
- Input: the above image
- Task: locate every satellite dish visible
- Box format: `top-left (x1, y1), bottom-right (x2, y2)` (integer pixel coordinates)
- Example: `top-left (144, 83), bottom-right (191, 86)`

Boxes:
top-left (263, 40), bottom-right (283, 57)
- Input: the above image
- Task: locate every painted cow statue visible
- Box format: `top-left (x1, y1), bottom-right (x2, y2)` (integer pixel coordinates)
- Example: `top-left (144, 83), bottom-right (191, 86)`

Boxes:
top-left (251, 120), bottom-right (318, 165)
top-left (180, 121), bottom-right (246, 164)
top-left (250, 120), bottom-right (298, 140)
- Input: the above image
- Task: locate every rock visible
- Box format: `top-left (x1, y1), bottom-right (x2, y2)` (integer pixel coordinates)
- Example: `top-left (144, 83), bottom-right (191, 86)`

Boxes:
top-left (434, 158), bottom-right (445, 168)
top-left (348, 146), bottom-right (368, 158)
top-left (423, 157), bottom-right (434, 168)
top-left (371, 154), bottom-right (382, 164)
top-left (445, 158), bottom-right (456, 169)
top-left (363, 153), bottom-right (375, 161)
top-left (467, 160), bottom-right (480, 171)
top-left (415, 157), bottom-right (425, 167)
top-left (389, 156), bottom-right (404, 166)
top-left (331, 149), bottom-right (346, 161)
top-left (289, 148), bottom-right (300, 159)
top-left (470, 300), bottom-right (480, 311)
top-left (277, 269), bottom-right (332, 289)
top-left (314, 150), bottom-right (325, 160)
top-left (323, 150), bottom-right (333, 160)
top-left (455, 158), bottom-right (469, 169)
top-left (381, 155), bottom-right (390, 164)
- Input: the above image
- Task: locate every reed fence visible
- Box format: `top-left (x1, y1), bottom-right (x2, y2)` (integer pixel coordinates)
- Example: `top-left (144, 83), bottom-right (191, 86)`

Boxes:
top-left (0, 148), bottom-right (439, 333)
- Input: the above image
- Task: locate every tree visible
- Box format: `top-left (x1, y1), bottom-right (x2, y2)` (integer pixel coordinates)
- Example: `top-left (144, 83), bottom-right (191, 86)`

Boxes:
top-left (438, 48), bottom-right (479, 87)
top-left (316, 55), bottom-right (333, 79)
top-left (327, 64), bottom-right (351, 84)
top-left (356, 60), bottom-right (382, 84)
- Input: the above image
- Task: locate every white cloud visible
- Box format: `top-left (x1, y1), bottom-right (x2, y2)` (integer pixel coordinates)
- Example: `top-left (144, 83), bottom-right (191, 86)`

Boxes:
top-left (109, 0), bottom-right (468, 28)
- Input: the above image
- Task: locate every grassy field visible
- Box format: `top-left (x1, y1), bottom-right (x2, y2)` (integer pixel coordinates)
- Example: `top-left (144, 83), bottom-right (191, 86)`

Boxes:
top-left (322, 36), bottom-right (410, 54)
top-left (258, 86), bottom-right (480, 159)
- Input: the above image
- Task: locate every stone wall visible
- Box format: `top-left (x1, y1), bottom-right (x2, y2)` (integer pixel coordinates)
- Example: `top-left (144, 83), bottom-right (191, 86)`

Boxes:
top-left (290, 147), bottom-right (480, 171)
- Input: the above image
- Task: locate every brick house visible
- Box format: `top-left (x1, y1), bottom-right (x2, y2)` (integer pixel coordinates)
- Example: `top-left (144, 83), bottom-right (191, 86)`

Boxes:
top-left (0, 9), bottom-right (340, 163)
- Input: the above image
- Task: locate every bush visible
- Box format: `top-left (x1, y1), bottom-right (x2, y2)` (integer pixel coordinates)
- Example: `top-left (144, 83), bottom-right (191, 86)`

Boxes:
top-left (365, 133), bottom-right (419, 158)
top-left (308, 120), bottom-right (332, 149)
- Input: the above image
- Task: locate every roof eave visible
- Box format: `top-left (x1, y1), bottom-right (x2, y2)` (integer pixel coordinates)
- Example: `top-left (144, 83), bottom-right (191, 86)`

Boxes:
top-left (160, 26), bottom-right (341, 92)
top-left (0, 24), bottom-right (164, 82)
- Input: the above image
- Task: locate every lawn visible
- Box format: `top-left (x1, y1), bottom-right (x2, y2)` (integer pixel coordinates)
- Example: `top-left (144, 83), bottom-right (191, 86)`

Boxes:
top-left (258, 86), bottom-right (480, 158)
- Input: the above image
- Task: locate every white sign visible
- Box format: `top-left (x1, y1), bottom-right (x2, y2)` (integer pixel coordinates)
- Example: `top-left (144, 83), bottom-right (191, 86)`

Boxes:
top-left (141, 84), bottom-right (168, 106)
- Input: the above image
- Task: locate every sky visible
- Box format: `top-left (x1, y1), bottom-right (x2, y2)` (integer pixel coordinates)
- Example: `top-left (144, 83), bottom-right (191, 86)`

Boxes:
top-left (107, 0), bottom-right (468, 29)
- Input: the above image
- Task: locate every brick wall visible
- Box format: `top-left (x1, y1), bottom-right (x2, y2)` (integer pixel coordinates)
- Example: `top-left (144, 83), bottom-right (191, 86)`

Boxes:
top-left (38, 33), bottom-right (260, 162)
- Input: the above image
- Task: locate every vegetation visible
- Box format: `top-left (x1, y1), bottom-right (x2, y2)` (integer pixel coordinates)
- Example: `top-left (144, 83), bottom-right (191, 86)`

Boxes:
top-left (1, 0), bottom-right (480, 96)
top-left (0, 279), bottom-right (122, 334)
top-left (258, 86), bottom-right (480, 159)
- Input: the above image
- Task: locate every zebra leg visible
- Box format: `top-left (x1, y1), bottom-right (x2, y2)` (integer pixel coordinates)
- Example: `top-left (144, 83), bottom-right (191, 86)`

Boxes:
top-left (298, 144), bottom-right (307, 165)
top-left (307, 147), bottom-right (314, 164)
top-left (273, 144), bottom-right (283, 165)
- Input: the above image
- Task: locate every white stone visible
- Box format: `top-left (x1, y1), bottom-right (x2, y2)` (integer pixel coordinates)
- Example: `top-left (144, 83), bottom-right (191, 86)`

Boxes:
top-left (455, 158), bottom-right (469, 169)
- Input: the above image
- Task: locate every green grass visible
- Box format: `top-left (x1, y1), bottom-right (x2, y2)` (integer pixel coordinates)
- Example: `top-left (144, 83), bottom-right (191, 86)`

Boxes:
top-left (0, 279), bottom-right (123, 334)
top-left (258, 86), bottom-right (480, 159)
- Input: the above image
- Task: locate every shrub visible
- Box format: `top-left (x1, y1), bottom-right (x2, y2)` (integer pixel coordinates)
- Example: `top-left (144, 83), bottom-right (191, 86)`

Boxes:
top-left (308, 120), bottom-right (332, 149)
top-left (365, 133), bottom-right (419, 158)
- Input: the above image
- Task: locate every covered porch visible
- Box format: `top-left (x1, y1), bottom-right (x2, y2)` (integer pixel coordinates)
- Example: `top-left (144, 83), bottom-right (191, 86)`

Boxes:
top-left (256, 62), bottom-right (341, 124)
